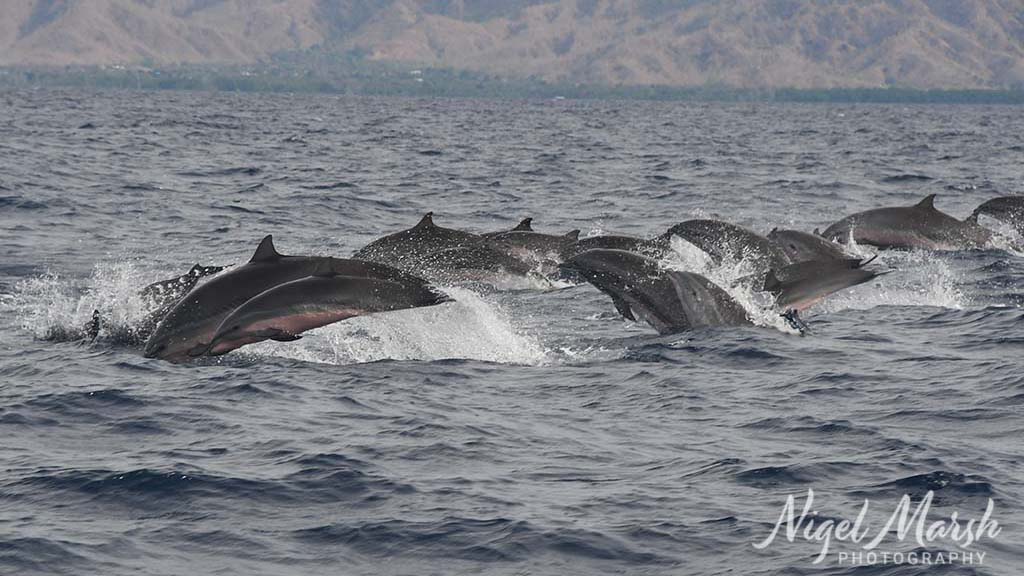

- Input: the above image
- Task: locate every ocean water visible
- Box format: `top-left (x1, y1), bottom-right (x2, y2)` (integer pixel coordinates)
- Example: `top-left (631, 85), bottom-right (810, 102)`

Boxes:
top-left (1, 89), bottom-right (1022, 575)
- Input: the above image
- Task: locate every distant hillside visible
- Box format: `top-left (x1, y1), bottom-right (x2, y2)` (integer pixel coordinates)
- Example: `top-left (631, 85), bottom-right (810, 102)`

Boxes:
top-left (2, 0), bottom-right (1023, 90)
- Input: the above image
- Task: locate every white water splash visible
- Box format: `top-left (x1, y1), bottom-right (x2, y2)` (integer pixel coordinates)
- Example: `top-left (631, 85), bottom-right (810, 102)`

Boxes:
top-left (3, 262), bottom-right (153, 340)
top-left (236, 287), bottom-right (548, 366)
top-left (662, 236), bottom-right (798, 333)
top-left (812, 246), bottom-right (965, 313)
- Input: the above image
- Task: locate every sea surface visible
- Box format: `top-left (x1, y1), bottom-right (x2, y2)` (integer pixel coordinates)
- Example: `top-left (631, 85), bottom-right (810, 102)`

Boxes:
top-left (1, 89), bottom-right (1022, 575)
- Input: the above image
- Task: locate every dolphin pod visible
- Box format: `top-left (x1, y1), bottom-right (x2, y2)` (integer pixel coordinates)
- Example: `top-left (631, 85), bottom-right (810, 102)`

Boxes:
top-left (125, 193), bottom-right (1017, 362)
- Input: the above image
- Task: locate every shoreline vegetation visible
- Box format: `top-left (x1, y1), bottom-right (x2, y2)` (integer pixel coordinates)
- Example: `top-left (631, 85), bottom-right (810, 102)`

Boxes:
top-left (2, 61), bottom-right (1022, 104)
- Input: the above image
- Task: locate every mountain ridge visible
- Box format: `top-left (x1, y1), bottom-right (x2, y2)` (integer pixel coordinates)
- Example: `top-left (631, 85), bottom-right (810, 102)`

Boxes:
top-left (2, 0), bottom-right (1022, 90)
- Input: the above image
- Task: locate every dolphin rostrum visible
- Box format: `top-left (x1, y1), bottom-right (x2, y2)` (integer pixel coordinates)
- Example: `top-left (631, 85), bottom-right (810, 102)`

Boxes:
top-left (558, 249), bottom-right (751, 335)
top-left (144, 235), bottom-right (440, 362)
top-left (822, 194), bottom-right (993, 250)
top-left (195, 268), bottom-right (451, 357)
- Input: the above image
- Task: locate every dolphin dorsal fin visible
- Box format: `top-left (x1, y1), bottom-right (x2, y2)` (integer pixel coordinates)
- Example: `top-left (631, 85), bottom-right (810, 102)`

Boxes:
top-left (813, 228), bottom-right (821, 236)
top-left (250, 235), bottom-right (282, 263)
top-left (915, 194), bottom-right (937, 210)
top-left (415, 212), bottom-right (435, 229)
top-left (565, 230), bottom-right (581, 240)
top-left (513, 218), bottom-right (533, 232)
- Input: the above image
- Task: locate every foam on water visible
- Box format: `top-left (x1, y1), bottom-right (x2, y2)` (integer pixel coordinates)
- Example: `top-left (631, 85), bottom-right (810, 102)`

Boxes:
top-left (4, 262), bottom-right (154, 341)
top-left (812, 241), bottom-right (966, 312)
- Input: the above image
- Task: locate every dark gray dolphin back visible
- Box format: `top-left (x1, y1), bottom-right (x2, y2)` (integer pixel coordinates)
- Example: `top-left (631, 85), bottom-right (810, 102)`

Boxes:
top-left (822, 194), bottom-right (993, 250)
top-left (354, 212), bottom-right (484, 268)
top-left (973, 196), bottom-right (1024, 234)
top-left (560, 234), bottom-right (667, 260)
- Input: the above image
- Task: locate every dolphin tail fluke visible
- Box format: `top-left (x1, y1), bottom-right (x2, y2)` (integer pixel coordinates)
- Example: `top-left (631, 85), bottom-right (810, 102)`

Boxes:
top-left (782, 309), bottom-right (810, 334)
top-left (85, 309), bottom-right (101, 341)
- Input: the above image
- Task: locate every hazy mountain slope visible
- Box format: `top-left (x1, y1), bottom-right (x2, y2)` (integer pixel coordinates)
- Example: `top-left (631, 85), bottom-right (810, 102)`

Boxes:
top-left (0, 0), bottom-right (330, 66)
top-left (348, 0), bottom-right (1024, 89)
top-left (2, 0), bottom-right (1023, 89)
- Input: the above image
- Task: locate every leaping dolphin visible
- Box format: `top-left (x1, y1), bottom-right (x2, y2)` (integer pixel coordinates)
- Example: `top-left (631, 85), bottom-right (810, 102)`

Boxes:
top-left (822, 194), bottom-right (993, 250)
top-left (662, 219), bottom-right (792, 273)
top-left (973, 196), bottom-right (1024, 236)
top-left (353, 212), bottom-right (483, 269)
top-left (558, 249), bottom-right (751, 335)
top-left (195, 268), bottom-right (451, 357)
top-left (763, 258), bottom-right (886, 312)
top-left (560, 234), bottom-right (668, 260)
top-left (485, 226), bottom-right (581, 263)
top-left (144, 236), bottom-right (440, 362)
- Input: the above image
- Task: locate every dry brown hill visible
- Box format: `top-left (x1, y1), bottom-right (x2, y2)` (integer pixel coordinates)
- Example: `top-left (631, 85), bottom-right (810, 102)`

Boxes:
top-left (3, 0), bottom-right (1023, 89)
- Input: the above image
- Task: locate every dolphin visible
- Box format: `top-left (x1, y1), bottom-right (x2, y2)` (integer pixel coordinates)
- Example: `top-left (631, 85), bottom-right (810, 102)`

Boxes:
top-left (821, 194), bottom-right (993, 250)
top-left (144, 236), bottom-right (438, 362)
top-left (414, 244), bottom-right (536, 283)
top-left (662, 219), bottom-right (792, 272)
top-left (141, 264), bottom-right (226, 304)
top-left (559, 249), bottom-right (751, 335)
top-left (763, 259), bottom-right (887, 312)
top-left (973, 196), bottom-right (1024, 235)
top-left (196, 269), bottom-right (451, 357)
top-left (560, 234), bottom-right (668, 260)
top-left (353, 212), bottom-right (484, 269)
top-left (485, 228), bottom-right (581, 263)
top-left (767, 228), bottom-right (850, 263)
